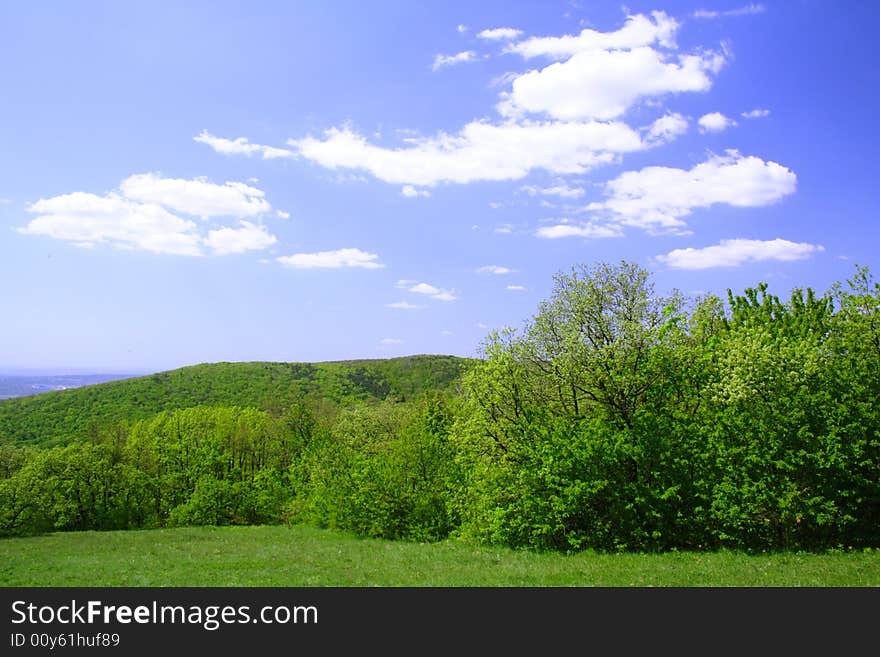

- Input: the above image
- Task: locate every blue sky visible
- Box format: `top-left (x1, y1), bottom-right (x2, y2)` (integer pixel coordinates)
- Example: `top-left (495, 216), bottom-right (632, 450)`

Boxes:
top-left (1, 1), bottom-right (878, 373)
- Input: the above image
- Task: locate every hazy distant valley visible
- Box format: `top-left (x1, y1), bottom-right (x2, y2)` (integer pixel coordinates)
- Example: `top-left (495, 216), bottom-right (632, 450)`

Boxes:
top-left (0, 374), bottom-right (137, 399)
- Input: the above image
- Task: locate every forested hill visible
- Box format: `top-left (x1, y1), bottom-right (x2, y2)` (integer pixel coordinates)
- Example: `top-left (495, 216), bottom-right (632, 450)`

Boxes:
top-left (0, 355), bottom-right (474, 447)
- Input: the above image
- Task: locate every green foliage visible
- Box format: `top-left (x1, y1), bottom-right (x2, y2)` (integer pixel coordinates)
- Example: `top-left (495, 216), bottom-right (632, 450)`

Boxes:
top-left (0, 355), bottom-right (474, 447)
top-left (454, 261), bottom-right (880, 551)
top-left (0, 263), bottom-right (877, 553)
top-left (293, 394), bottom-right (460, 542)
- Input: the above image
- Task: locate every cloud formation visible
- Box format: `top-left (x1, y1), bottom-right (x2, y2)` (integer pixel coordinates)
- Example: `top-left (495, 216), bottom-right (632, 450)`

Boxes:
top-left (204, 221), bottom-right (277, 255)
top-left (292, 120), bottom-right (646, 186)
top-left (277, 248), bottom-right (384, 269)
top-left (194, 131), bottom-right (294, 159)
top-left (534, 222), bottom-right (623, 239)
top-left (401, 185), bottom-right (430, 198)
top-left (21, 192), bottom-right (203, 256)
top-left (432, 51), bottom-right (477, 71)
top-left (120, 173), bottom-right (271, 218)
top-left (21, 174), bottom-right (280, 256)
top-left (478, 27), bottom-right (523, 41)
top-left (693, 4), bottom-right (765, 20)
top-left (477, 265), bottom-right (516, 274)
top-left (586, 150), bottom-right (797, 232)
top-left (656, 238), bottom-right (823, 269)
top-left (698, 112), bottom-right (737, 133)
top-left (520, 182), bottom-right (584, 199)
top-left (385, 301), bottom-right (425, 310)
top-left (506, 11), bottom-right (678, 59)
top-left (500, 46), bottom-right (724, 121)
top-left (289, 12), bottom-right (718, 188)
top-left (396, 279), bottom-right (458, 301)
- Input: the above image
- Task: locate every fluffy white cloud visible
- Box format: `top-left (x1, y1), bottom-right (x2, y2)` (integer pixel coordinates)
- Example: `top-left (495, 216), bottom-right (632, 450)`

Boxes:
top-left (120, 173), bottom-right (271, 219)
top-left (587, 150), bottom-right (797, 232)
top-left (478, 27), bottom-right (523, 41)
top-left (742, 108), bottom-right (770, 119)
top-left (432, 51), bottom-right (477, 71)
top-left (21, 174), bottom-right (280, 257)
top-left (535, 222), bottom-right (623, 239)
top-left (507, 11), bottom-right (678, 59)
top-left (646, 112), bottom-right (689, 143)
top-left (457, 24), bottom-right (468, 34)
top-left (21, 192), bottom-right (203, 256)
top-left (656, 238), bottom-right (823, 269)
top-left (396, 280), bottom-right (458, 301)
top-left (277, 248), bottom-right (384, 269)
top-left (501, 47), bottom-right (723, 121)
top-left (520, 182), bottom-right (584, 199)
top-left (194, 130), bottom-right (294, 159)
top-left (477, 265), bottom-right (516, 274)
top-left (291, 120), bottom-right (645, 186)
top-left (401, 185), bottom-right (430, 197)
top-left (385, 301), bottom-right (425, 310)
top-left (276, 210), bottom-right (290, 219)
top-left (204, 221), bottom-right (277, 255)
top-left (698, 112), bottom-right (737, 133)
top-left (506, 284), bottom-right (527, 291)
top-left (693, 4), bottom-right (765, 19)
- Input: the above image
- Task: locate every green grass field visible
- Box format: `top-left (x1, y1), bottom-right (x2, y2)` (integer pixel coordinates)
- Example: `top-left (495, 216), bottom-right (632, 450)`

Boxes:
top-left (1, 525), bottom-right (877, 586)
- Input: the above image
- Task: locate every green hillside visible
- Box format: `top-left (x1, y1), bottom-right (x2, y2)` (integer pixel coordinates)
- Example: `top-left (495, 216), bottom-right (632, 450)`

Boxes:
top-left (0, 355), bottom-right (474, 447)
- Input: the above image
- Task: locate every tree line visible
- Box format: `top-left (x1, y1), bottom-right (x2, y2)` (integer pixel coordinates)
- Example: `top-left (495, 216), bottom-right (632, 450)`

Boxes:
top-left (1, 261), bottom-right (877, 551)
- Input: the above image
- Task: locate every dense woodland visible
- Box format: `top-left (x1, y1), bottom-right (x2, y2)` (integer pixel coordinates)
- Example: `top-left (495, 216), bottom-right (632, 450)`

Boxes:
top-left (1, 261), bottom-right (878, 552)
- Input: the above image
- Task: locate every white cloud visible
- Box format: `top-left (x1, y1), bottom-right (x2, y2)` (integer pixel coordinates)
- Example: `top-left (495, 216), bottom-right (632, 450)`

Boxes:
top-left (535, 222), bottom-right (623, 239)
top-left (21, 192), bottom-right (203, 256)
top-left (520, 182), bottom-right (584, 199)
top-left (741, 108), bottom-right (770, 119)
top-left (401, 185), bottom-right (430, 197)
top-left (587, 150), bottom-right (797, 232)
top-left (380, 338), bottom-right (403, 345)
top-left (478, 27), bottom-right (523, 41)
top-left (432, 50), bottom-right (477, 71)
top-left (698, 112), bottom-right (737, 133)
top-left (501, 46), bottom-right (724, 121)
top-left (656, 238), bottom-right (823, 269)
top-left (457, 24), bottom-right (468, 34)
top-left (507, 11), bottom-right (678, 59)
top-left (277, 248), bottom-right (384, 269)
top-left (506, 284), bottom-right (527, 291)
top-left (494, 224), bottom-right (513, 234)
top-left (693, 4), bottom-right (765, 20)
top-left (204, 221), bottom-right (277, 255)
top-left (194, 130), bottom-right (294, 159)
top-left (276, 210), bottom-right (290, 219)
top-left (477, 322), bottom-right (489, 329)
top-left (477, 265), bottom-right (516, 274)
top-left (385, 301), bottom-right (425, 310)
top-left (646, 112), bottom-right (689, 143)
top-left (291, 120), bottom-right (645, 187)
top-left (21, 174), bottom-right (279, 257)
top-left (396, 280), bottom-right (458, 301)
top-left (120, 173), bottom-right (271, 219)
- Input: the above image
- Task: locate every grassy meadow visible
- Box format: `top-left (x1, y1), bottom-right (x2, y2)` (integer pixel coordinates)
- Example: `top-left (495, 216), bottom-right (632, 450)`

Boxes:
top-left (1, 525), bottom-right (877, 587)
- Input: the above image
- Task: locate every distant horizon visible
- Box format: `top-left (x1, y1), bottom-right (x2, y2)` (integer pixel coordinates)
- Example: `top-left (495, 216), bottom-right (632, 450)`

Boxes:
top-left (0, 352), bottom-right (480, 377)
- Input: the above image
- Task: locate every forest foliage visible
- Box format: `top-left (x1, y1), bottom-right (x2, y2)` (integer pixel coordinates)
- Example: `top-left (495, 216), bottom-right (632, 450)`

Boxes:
top-left (1, 262), bottom-right (877, 552)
